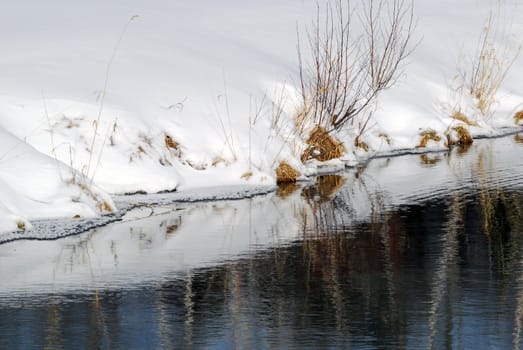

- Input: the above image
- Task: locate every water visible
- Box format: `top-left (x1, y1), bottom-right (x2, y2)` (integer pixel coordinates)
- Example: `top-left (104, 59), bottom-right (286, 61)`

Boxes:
top-left (1, 134), bottom-right (523, 349)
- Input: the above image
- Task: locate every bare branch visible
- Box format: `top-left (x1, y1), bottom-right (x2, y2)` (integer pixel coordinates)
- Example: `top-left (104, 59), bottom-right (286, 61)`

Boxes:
top-left (297, 0), bottom-right (415, 134)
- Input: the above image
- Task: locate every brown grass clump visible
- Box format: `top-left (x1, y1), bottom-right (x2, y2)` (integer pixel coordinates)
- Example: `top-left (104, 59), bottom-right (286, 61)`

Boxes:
top-left (166, 225), bottom-right (178, 234)
top-left (448, 126), bottom-right (473, 146)
top-left (515, 111), bottom-right (523, 125)
top-left (16, 220), bottom-right (26, 230)
top-left (211, 156), bottom-right (226, 167)
top-left (418, 130), bottom-right (441, 148)
top-left (165, 135), bottom-right (179, 149)
top-left (379, 133), bottom-right (392, 145)
top-left (276, 161), bottom-right (299, 184)
top-left (452, 112), bottom-right (478, 126)
top-left (240, 171), bottom-right (253, 180)
top-left (79, 183), bottom-right (114, 213)
top-left (97, 201), bottom-right (113, 213)
top-left (301, 126), bottom-right (345, 162)
top-left (354, 137), bottom-right (369, 152)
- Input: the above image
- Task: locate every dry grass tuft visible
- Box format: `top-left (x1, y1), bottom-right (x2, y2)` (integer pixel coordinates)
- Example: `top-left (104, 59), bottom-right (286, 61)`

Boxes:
top-left (165, 135), bottom-right (179, 149)
top-left (515, 134), bottom-right (523, 144)
top-left (448, 126), bottom-right (474, 146)
top-left (16, 220), bottom-right (26, 230)
top-left (276, 161), bottom-right (299, 184)
top-left (240, 171), bottom-right (253, 180)
top-left (354, 137), bottom-right (369, 152)
top-left (418, 130), bottom-right (441, 148)
top-left (515, 111), bottom-right (523, 124)
top-left (186, 160), bottom-right (206, 171)
top-left (379, 133), bottom-right (392, 145)
top-left (97, 201), bottom-right (113, 213)
top-left (79, 183), bottom-right (114, 214)
top-left (452, 112), bottom-right (478, 126)
top-left (301, 126), bottom-right (345, 162)
top-left (103, 201), bottom-right (112, 212)
top-left (212, 156), bottom-right (226, 167)
top-left (137, 146), bottom-right (146, 154)
top-left (166, 225), bottom-right (177, 234)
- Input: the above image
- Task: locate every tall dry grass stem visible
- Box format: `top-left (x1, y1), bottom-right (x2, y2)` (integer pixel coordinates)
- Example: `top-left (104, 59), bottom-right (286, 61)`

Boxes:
top-left (42, 90), bottom-right (64, 181)
top-left (86, 15), bottom-right (139, 184)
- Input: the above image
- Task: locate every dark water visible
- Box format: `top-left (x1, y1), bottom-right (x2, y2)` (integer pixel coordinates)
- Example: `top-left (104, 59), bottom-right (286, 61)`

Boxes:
top-left (1, 135), bottom-right (523, 349)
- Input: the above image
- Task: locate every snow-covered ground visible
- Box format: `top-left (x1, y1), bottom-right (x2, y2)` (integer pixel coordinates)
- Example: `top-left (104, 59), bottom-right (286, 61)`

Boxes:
top-left (1, 0), bottom-right (523, 232)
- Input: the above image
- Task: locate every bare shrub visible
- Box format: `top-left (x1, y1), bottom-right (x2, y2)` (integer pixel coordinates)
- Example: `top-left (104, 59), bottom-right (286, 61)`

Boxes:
top-left (297, 0), bottom-right (414, 134)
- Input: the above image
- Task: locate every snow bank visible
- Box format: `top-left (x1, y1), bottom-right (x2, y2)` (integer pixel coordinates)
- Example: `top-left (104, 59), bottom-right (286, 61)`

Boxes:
top-left (0, 128), bottom-right (115, 232)
top-left (0, 0), bottom-right (523, 231)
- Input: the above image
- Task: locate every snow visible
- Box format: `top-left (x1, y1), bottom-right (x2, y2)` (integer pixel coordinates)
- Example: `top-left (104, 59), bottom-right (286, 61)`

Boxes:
top-left (1, 0), bottom-right (523, 232)
top-left (0, 128), bottom-right (115, 233)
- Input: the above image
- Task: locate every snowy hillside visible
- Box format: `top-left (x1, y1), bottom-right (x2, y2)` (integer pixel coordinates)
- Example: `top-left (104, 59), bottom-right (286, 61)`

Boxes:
top-left (1, 0), bottom-right (522, 232)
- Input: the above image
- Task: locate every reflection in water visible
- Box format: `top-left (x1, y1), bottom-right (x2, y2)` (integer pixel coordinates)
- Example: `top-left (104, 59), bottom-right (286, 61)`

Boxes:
top-left (276, 182), bottom-right (298, 199)
top-left (1, 136), bottom-right (523, 349)
top-left (420, 153), bottom-right (442, 166)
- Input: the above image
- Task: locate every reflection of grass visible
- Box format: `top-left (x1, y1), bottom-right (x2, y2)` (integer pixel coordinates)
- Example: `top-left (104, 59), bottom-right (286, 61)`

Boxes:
top-left (302, 175), bottom-right (346, 204)
top-left (455, 142), bottom-right (472, 155)
top-left (276, 182), bottom-right (298, 199)
top-left (316, 175), bottom-right (346, 198)
top-left (420, 154), bottom-right (442, 166)
top-left (476, 148), bottom-right (523, 280)
top-left (427, 192), bottom-right (463, 348)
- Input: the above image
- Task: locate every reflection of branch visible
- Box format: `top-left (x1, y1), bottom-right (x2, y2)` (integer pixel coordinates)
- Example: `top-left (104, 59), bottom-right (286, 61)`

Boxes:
top-left (427, 193), bottom-right (462, 348)
top-left (184, 272), bottom-right (194, 348)
top-left (514, 262), bottom-right (523, 350)
top-left (377, 214), bottom-right (404, 343)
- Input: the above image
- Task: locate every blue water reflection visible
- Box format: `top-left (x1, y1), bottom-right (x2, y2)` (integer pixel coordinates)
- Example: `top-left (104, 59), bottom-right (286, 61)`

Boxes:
top-left (1, 135), bottom-right (523, 349)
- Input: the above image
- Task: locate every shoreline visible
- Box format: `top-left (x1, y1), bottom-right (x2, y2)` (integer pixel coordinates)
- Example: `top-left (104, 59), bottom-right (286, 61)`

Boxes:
top-left (2, 127), bottom-right (522, 242)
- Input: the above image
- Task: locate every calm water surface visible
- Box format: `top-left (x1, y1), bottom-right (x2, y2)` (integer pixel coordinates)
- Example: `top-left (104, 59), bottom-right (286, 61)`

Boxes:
top-left (1, 135), bottom-right (523, 349)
